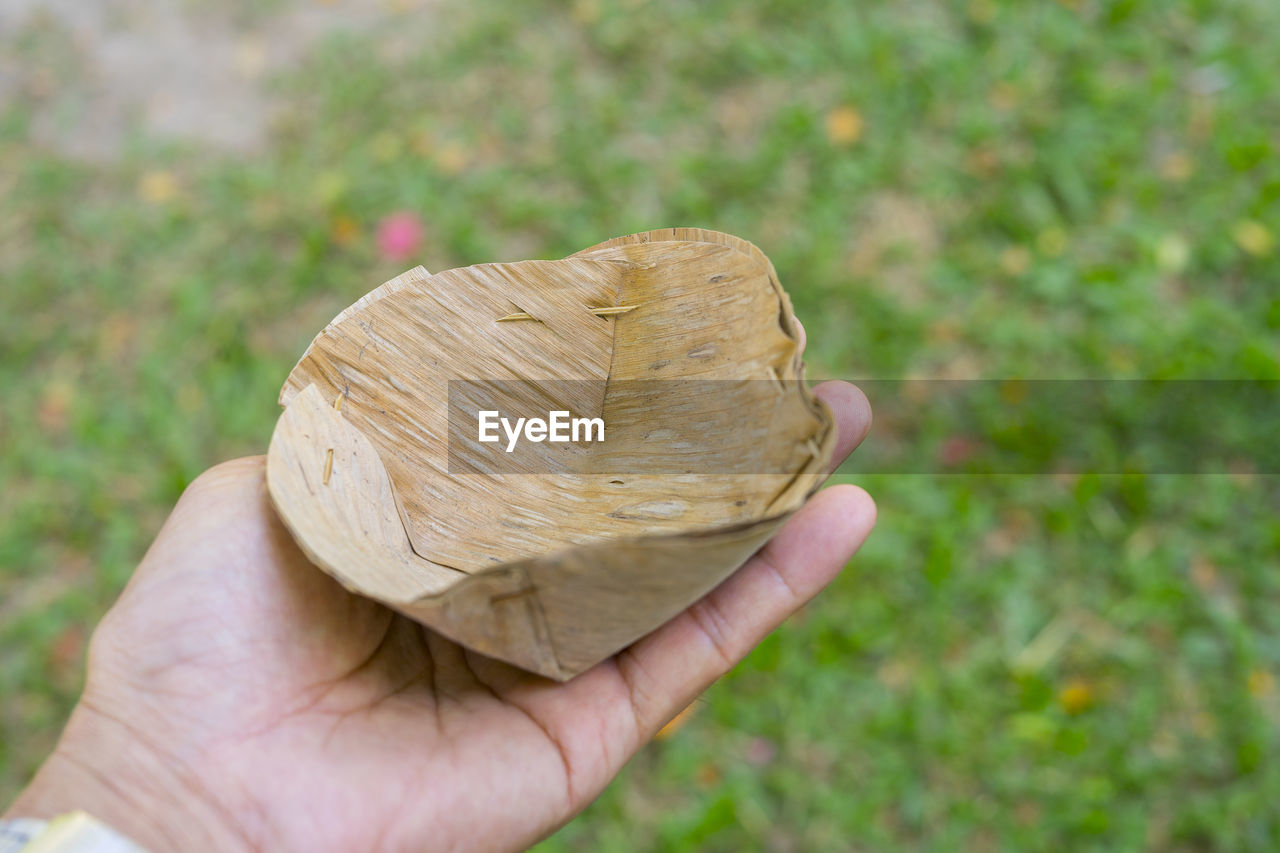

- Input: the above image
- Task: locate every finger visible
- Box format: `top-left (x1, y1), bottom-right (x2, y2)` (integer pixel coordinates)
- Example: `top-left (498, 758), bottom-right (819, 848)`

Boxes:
top-left (812, 380), bottom-right (873, 473)
top-left (615, 483), bottom-right (876, 736)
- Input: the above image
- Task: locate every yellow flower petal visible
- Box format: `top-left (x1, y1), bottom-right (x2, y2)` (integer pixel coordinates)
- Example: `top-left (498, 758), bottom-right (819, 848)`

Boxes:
top-left (1000, 246), bottom-right (1031, 275)
top-left (330, 215), bottom-right (360, 248)
top-left (825, 105), bottom-right (863, 146)
top-left (1233, 220), bottom-right (1275, 257)
top-left (1058, 679), bottom-right (1095, 715)
top-left (138, 170), bottom-right (178, 204)
top-left (1248, 668), bottom-right (1274, 697)
top-left (435, 143), bottom-right (469, 175)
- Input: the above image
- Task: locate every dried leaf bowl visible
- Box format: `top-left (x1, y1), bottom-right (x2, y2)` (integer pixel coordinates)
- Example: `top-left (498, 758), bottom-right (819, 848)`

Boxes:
top-left (266, 228), bottom-right (834, 679)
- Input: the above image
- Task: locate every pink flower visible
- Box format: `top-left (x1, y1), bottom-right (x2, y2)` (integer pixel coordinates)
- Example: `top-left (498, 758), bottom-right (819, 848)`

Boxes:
top-left (745, 737), bottom-right (777, 766)
top-left (939, 435), bottom-right (980, 467)
top-left (376, 212), bottom-right (424, 262)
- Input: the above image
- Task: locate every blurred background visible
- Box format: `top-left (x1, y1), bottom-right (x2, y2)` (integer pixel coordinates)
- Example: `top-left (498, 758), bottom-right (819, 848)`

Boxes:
top-left (2, 0), bottom-right (1278, 849)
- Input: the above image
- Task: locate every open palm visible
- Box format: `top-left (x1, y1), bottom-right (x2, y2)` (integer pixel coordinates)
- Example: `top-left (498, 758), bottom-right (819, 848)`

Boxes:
top-left (9, 381), bottom-right (873, 853)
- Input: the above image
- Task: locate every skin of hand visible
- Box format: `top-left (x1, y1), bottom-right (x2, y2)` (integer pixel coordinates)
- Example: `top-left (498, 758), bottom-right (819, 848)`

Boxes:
top-left (5, 368), bottom-right (874, 852)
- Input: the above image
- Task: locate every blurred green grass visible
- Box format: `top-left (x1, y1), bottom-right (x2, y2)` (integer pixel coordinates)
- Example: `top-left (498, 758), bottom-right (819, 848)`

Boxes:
top-left (2, 0), bottom-right (1279, 849)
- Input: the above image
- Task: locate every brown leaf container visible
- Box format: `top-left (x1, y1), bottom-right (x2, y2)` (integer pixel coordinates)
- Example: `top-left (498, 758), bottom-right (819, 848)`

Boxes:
top-left (266, 228), bottom-right (834, 679)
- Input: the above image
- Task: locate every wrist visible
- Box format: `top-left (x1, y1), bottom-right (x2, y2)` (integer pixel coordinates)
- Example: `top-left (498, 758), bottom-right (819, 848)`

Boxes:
top-left (5, 701), bottom-right (252, 853)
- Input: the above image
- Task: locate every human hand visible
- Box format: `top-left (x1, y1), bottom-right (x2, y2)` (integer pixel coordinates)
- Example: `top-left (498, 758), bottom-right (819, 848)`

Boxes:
top-left (6, 375), bottom-right (873, 852)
